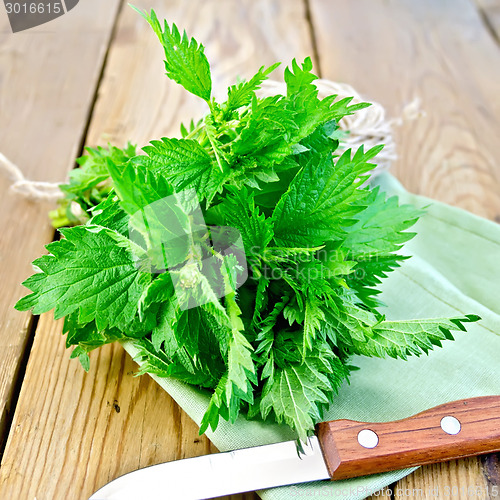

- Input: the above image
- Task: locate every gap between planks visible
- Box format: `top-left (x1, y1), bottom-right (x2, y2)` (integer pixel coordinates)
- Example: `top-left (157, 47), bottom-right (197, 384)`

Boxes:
top-left (0, 1), bottom-right (314, 499)
top-left (0, 313), bottom-right (38, 462)
top-left (2, 0), bottom-right (498, 498)
top-left (0, 0), bottom-right (126, 462)
top-left (0, 0), bottom-right (122, 456)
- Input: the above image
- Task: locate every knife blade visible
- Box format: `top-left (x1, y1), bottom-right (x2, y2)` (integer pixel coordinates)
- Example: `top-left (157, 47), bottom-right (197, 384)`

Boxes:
top-left (89, 396), bottom-right (500, 500)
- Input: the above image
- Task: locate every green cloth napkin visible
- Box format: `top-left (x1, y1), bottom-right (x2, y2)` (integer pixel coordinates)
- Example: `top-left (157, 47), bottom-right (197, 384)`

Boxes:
top-left (122, 172), bottom-right (500, 500)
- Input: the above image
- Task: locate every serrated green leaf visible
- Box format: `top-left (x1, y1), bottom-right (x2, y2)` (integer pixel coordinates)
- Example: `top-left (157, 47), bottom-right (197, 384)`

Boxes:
top-left (343, 186), bottom-right (423, 256)
top-left (207, 186), bottom-right (274, 259)
top-left (88, 194), bottom-right (130, 235)
top-left (63, 313), bottom-right (123, 349)
top-left (60, 143), bottom-right (136, 198)
top-left (137, 8), bottom-right (212, 101)
top-left (231, 95), bottom-right (297, 166)
top-left (15, 225), bottom-right (150, 330)
top-left (135, 137), bottom-right (222, 201)
top-left (225, 62), bottom-right (280, 112)
top-left (303, 296), bottom-right (325, 355)
top-left (354, 315), bottom-right (480, 360)
top-left (260, 354), bottom-right (334, 442)
top-left (272, 146), bottom-right (383, 247)
top-left (70, 347), bottom-right (91, 372)
top-left (107, 159), bottom-right (174, 215)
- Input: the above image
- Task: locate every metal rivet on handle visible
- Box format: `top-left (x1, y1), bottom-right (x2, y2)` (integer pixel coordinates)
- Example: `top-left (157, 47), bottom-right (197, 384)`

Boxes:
top-left (357, 429), bottom-right (379, 448)
top-left (440, 416), bottom-right (461, 435)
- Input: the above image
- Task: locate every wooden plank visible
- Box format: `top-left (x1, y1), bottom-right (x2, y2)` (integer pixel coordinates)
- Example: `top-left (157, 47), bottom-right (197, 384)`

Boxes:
top-left (0, 314), bottom-right (242, 499)
top-left (393, 458), bottom-right (497, 499)
top-left (86, 0), bottom-right (316, 147)
top-left (367, 487), bottom-right (393, 500)
top-left (310, 0), bottom-right (500, 220)
top-left (0, 0), bottom-right (120, 450)
top-left (0, 1), bottom-right (315, 499)
top-left (308, 0), bottom-right (500, 495)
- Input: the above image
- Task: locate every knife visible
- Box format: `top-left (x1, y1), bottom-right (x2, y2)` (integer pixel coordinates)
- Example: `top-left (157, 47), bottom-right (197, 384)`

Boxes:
top-left (90, 396), bottom-right (500, 500)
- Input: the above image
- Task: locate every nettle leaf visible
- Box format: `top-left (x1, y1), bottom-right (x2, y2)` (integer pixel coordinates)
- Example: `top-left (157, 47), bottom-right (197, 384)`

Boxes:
top-left (109, 162), bottom-right (199, 270)
top-left (200, 375), bottom-right (232, 433)
top-left (285, 57), bottom-right (317, 97)
top-left (284, 57), bottom-right (337, 143)
top-left (231, 95), bottom-right (298, 168)
top-left (284, 57), bottom-right (370, 143)
top-left (323, 292), bottom-right (378, 347)
top-left (272, 146), bottom-right (383, 247)
top-left (63, 314), bottom-right (123, 350)
top-left (302, 296), bottom-right (325, 355)
top-left (200, 294), bottom-right (257, 433)
top-left (353, 315), bottom-right (480, 360)
top-left (17, 10), bottom-right (481, 442)
top-left (252, 273), bottom-right (271, 325)
top-left (70, 347), bottom-right (90, 372)
top-left (60, 143), bottom-right (136, 196)
top-left (134, 338), bottom-right (218, 387)
top-left (208, 187), bottom-right (274, 258)
top-left (136, 137), bottom-right (222, 200)
top-left (340, 187), bottom-right (423, 308)
top-left (16, 225), bottom-right (150, 330)
top-left (139, 272), bottom-right (174, 312)
top-left (107, 160), bottom-right (174, 215)
top-left (226, 329), bottom-right (256, 402)
top-left (260, 354), bottom-right (334, 442)
top-left (225, 292), bottom-right (257, 399)
top-left (134, 8), bottom-right (212, 101)
top-left (88, 194), bottom-right (130, 236)
top-left (343, 186), bottom-right (423, 257)
top-left (151, 300), bottom-right (177, 352)
top-left (225, 62), bottom-right (280, 112)
top-left (346, 253), bottom-right (407, 310)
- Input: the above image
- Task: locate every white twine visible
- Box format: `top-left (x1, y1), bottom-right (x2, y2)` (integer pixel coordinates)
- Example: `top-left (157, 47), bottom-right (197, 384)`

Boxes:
top-left (0, 152), bottom-right (61, 201)
top-left (0, 79), bottom-right (423, 201)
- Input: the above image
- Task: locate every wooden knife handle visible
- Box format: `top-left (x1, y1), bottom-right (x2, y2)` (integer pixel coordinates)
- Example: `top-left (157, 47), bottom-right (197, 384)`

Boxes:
top-left (316, 396), bottom-right (500, 480)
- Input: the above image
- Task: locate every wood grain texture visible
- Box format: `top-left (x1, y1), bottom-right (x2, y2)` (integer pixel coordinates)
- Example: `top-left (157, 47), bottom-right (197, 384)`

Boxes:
top-left (0, 0), bottom-right (120, 451)
top-left (0, 314), bottom-right (222, 499)
top-left (475, 0), bottom-right (500, 42)
top-left (310, 0), bottom-right (500, 221)
top-left (3, 0), bottom-right (499, 498)
top-left (317, 397), bottom-right (500, 480)
top-left (0, 1), bottom-right (314, 499)
top-left (309, 0), bottom-right (500, 495)
top-left (367, 489), bottom-right (392, 500)
top-left (394, 458), bottom-right (498, 499)
top-left (86, 0), bottom-right (315, 148)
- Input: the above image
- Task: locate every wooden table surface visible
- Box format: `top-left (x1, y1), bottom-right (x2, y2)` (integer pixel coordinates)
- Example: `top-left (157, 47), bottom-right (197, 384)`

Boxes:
top-left (0, 1), bottom-right (499, 499)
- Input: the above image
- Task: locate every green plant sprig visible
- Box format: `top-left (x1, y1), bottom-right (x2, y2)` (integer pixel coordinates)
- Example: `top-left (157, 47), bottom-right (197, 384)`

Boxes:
top-left (16, 7), bottom-right (479, 442)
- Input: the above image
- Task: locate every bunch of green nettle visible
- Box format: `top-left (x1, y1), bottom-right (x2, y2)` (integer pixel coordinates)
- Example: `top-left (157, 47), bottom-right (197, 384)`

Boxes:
top-left (16, 8), bottom-right (478, 442)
